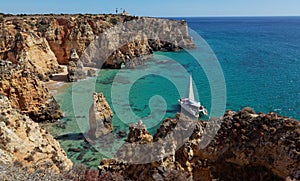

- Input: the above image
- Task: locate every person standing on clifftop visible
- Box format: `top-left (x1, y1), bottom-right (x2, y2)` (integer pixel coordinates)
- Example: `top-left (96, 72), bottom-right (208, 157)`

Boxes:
top-left (116, 8), bottom-right (118, 14)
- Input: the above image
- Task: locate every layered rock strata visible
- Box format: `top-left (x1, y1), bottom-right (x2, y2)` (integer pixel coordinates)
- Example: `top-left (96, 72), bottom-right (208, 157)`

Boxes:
top-left (0, 95), bottom-right (72, 173)
top-left (99, 108), bottom-right (300, 180)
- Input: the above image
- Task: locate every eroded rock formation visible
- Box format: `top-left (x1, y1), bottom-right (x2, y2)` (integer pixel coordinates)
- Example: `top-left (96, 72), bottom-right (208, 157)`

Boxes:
top-left (99, 109), bottom-right (299, 180)
top-left (0, 15), bottom-right (194, 70)
top-left (0, 60), bottom-right (62, 122)
top-left (81, 18), bottom-right (195, 68)
top-left (0, 95), bottom-right (72, 173)
top-left (198, 108), bottom-right (300, 180)
top-left (0, 14), bottom-right (194, 120)
top-left (67, 48), bottom-right (85, 82)
top-left (88, 93), bottom-right (113, 139)
top-left (126, 120), bottom-right (153, 144)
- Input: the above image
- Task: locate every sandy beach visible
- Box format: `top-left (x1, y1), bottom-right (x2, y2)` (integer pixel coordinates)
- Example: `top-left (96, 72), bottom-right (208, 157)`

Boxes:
top-left (46, 65), bottom-right (99, 95)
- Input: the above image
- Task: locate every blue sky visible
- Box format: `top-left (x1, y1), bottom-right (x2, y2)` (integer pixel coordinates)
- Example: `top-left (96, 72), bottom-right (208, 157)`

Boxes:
top-left (1, 0), bottom-right (300, 17)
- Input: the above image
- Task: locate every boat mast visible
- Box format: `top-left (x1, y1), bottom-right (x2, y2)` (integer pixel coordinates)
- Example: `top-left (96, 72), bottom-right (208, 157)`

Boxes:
top-left (188, 74), bottom-right (195, 101)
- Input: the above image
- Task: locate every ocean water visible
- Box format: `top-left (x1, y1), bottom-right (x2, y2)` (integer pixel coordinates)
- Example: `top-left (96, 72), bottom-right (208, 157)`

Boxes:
top-left (50, 17), bottom-right (300, 167)
top-left (183, 17), bottom-right (300, 120)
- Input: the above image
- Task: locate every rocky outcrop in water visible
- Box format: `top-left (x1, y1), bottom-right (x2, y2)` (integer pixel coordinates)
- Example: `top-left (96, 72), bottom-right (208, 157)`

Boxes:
top-left (88, 93), bottom-right (113, 139)
top-left (0, 60), bottom-right (62, 122)
top-left (99, 109), bottom-right (299, 180)
top-left (67, 48), bottom-right (85, 82)
top-left (0, 95), bottom-right (72, 173)
top-left (0, 14), bottom-right (194, 120)
top-left (87, 69), bottom-right (96, 77)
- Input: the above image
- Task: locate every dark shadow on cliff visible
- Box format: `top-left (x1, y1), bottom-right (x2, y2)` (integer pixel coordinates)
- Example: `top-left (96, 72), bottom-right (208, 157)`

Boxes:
top-left (50, 74), bottom-right (68, 82)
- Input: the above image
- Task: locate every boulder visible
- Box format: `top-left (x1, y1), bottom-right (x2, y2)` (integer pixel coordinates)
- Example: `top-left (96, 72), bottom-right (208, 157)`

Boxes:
top-left (126, 120), bottom-right (153, 144)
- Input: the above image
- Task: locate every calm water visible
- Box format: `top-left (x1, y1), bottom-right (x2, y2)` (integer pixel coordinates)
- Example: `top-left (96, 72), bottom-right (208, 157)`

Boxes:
top-left (51, 17), bottom-right (300, 167)
top-left (184, 17), bottom-right (300, 120)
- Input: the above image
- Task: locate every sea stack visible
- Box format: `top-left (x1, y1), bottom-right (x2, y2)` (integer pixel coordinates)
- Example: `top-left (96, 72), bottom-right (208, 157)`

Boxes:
top-left (67, 48), bottom-right (85, 82)
top-left (88, 93), bottom-right (113, 139)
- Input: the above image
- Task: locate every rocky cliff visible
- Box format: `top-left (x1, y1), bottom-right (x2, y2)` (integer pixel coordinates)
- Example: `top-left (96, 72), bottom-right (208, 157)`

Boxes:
top-left (0, 60), bottom-right (62, 122)
top-left (0, 95), bottom-right (72, 173)
top-left (99, 109), bottom-right (300, 180)
top-left (197, 108), bottom-right (300, 180)
top-left (0, 14), bottom-right (194, 71)
top-left (81, 17), bottom-right (195, 68)
top-left (0, 14), bottom-right (194, 118)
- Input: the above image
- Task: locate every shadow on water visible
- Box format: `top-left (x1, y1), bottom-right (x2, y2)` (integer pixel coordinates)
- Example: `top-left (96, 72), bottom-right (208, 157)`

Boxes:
top-left (55, 133), bottom-right (85, 141)
top-left (171, 104), bottom-right (181, 112)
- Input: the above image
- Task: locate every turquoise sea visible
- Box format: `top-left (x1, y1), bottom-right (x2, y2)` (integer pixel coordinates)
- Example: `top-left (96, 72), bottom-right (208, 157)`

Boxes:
top-left (51, 17), bottom-right (300, 167)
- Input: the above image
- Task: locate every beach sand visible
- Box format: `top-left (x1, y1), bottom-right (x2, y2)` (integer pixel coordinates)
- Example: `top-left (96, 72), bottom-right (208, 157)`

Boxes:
top-left (46, 65), bottom-right (99, 95)
top-left (46, 65), bottom-right (70, 95)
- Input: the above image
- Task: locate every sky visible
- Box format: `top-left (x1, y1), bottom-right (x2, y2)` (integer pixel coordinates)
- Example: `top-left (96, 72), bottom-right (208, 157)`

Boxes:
top-left (1, 0), bottom-right (300, 17)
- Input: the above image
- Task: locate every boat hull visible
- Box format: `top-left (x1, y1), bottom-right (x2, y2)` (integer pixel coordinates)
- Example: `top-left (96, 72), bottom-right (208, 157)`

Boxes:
top-left (178, 99), bottom-right (199, 118)
top-left (178, 99), bottom-right (208, 117)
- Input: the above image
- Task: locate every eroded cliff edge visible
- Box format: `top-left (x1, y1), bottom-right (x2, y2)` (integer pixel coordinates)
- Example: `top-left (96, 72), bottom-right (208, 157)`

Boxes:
top-left (0, 14), bottom-right (194, 121)
top-left (0, 14), bottom-right (194, 70)
top-left (100, 108), bottom-right (300, 180)
top-left (0, 95), bottom-right (72, 173)
top-left (0, 14), bottom-right (195, 176)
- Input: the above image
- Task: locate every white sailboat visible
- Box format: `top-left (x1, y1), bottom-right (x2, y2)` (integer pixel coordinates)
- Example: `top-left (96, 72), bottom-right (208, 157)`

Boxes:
top-left (178, 75), bottom-right (208, 117)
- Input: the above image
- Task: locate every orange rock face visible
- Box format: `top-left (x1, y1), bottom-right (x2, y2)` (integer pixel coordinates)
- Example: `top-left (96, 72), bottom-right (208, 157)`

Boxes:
top-left (0, 60), bottom-right (62, 122)
top-left (0, 95), bottom-right (72, 173)
top-left (99, 110), bottom-right (300, 180)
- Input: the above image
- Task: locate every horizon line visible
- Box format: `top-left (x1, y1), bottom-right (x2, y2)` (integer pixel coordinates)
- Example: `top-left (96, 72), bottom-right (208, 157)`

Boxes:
top-left (1, 12), bottom-right (300, 18)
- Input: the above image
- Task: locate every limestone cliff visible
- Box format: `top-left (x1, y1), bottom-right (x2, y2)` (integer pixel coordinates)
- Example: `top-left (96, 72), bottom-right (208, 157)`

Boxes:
top-left (99, 109), bottom-right (299, 180)
top-left (0, 14), bottom-right (194, 71)
top-left (0, 14), bottom-right (194, 119)
top-left (81, 17), bottom-right (195, 68)
top-left (0, 60), bottom-right (62, 122)
top-left (0, 95), bottom-right (72, 173)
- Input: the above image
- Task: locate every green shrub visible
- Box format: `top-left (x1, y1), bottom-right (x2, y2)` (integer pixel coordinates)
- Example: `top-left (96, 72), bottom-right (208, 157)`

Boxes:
top-left (36, 22), bottom-right (48, 32)
top-left (109, 17), bottom-right (119, 25)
